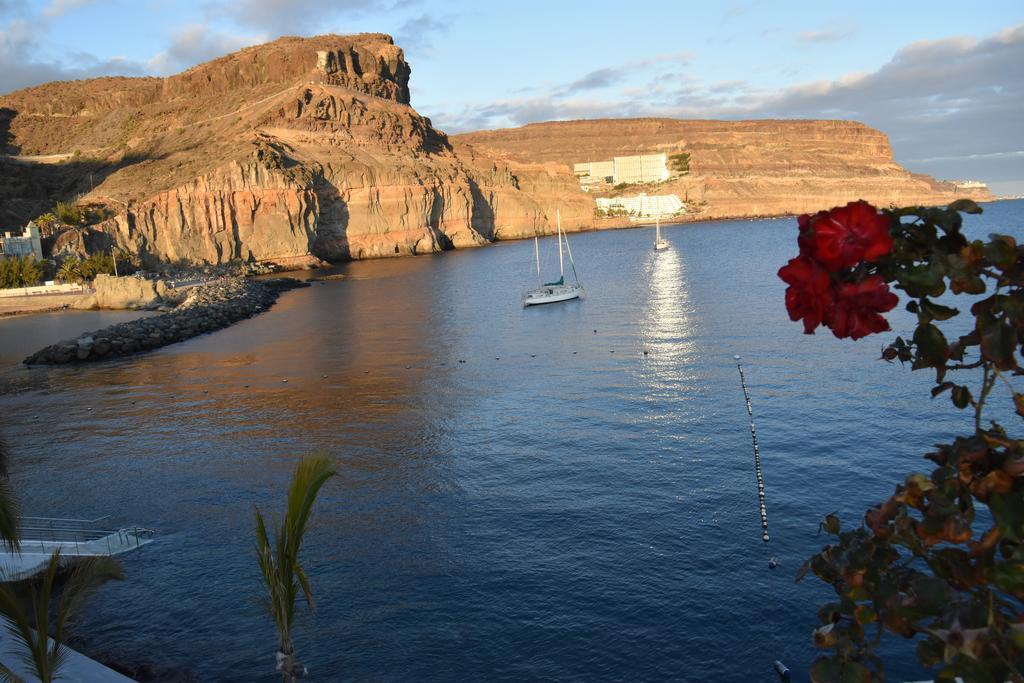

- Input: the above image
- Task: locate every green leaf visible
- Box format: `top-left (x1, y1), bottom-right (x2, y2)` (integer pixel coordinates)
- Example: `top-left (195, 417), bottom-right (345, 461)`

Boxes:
top-left (980, 319), bottom-right (1017, 370)
top-left (950, 272), bottom-right (986, 295)
top-left (951, 385), bottom-right (973, 409)
top-left (900, 264), bottom-right (946, 298)
top-left (914, 322), bottom-right (949, 367)
top-left (990, 492), bottom-right (1024, 542)
top-left (911, 576), bottom-right (954, 612)
top-left (854, 604), bottom-right (877, 625)
top-left (920, 299), bottom-right (958, 322)
top-left (948, 198), bottom-right (983, 215)
top-left (984, 235), bottom-right (1017, 269)
top-left (810, 658), bottom-right (872, 683)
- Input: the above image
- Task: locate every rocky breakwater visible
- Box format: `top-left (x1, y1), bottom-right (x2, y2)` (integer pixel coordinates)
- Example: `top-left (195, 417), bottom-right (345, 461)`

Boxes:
top-left (23, 278), bottom-right (308, 365)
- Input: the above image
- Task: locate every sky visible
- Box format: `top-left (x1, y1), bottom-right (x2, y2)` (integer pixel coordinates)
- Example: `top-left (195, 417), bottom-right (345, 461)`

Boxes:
top-left (1, 0), bottom-right (1022, 194)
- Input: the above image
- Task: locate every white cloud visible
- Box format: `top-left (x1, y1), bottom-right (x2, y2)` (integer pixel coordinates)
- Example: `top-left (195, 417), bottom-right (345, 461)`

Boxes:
top-left (395, 12), bottom-right (452, 54)
top-left (433, 24), bottom-right (1023, 186)
top-left (148, 24), bottom-right (262, 75)
top-left (0, 12), bottom-right (145, 94)
top-left (799, 28), bottom-right (854, 43)
top-left (41, 0), bottom-right (97, 19)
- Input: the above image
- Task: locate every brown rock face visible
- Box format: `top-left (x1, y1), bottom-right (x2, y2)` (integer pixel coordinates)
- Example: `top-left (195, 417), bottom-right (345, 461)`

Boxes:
top-left (0, 38), bottom-right (992, 268)
top-left (454, 119), bottom-right (994, 220)
top-left (0, 34), bottom-right (590, 265)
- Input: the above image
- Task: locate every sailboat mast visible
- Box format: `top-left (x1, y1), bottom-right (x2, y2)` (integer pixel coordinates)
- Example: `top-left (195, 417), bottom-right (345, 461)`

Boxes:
top-left (656, 213), bottom-right (661, 243)
top-left (557, 209), bottom-right (564, 277)
top-left (534, 235), bottom-right (541, 286)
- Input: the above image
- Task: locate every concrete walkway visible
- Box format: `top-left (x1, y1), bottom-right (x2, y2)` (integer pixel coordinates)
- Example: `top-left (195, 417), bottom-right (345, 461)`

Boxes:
top-left (0, 620), bottom-right (134, 682)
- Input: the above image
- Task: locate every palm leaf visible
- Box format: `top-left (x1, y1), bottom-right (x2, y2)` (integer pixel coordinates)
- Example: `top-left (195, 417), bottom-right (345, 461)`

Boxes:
top-left (0, 552), bottom-right (122, 683)
top-left (254, 453), bottom-right (335, 678)
top-left (55, 556), bottom-right (124, 639)
top-left (0, 661), bottom-right (26, 683)
top-left (0, 435), bottom-right (19, 550)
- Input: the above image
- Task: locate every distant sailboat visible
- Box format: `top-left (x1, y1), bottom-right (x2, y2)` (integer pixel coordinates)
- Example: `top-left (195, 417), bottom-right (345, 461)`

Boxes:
top-left (654, 213), bottom-right (669, 251)
top-left (524, 209), bottom-right (583, 306)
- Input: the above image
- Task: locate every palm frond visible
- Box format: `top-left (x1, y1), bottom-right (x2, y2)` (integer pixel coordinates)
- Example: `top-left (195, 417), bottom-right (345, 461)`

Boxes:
top-left (55, 556), bottom-right (124, 639)
top-left (0, 661), bottom-right (26, 683)
top-left (0, 436), bottom-right (19, 550)
top-left (255, 453), bottom-right (336, 678)
top-left (0, 552), bottom-right (121, 683)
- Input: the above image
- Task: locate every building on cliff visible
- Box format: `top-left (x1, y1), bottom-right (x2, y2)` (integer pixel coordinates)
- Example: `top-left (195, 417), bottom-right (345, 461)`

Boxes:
top-left (949, 180), bottom-right (989, 191)
top-left (0, 223), bottom-right (43, 260)
top-left (596, 194), bottom-right (684, 218)
top-left (574, 153), bottom-right (670, 187)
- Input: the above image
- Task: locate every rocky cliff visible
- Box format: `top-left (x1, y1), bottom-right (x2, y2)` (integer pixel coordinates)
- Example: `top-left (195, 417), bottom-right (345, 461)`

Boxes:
top-left (0, 34), bottom-right (590, 265)
top-left (454, 119), bottom-right (994, 220)
top-left (0, 38), bottom-right (993, 266)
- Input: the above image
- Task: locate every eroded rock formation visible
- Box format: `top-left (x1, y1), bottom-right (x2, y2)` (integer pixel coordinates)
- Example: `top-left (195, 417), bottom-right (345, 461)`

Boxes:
top-left (454, 119), bottom-right (994, 221)
top-left (0, 36), bottom-right (993, 267)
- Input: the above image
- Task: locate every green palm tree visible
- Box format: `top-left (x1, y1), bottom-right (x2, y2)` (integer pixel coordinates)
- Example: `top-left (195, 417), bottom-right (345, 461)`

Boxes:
top-left (0, 552), bottom-right (124, 683)
top-left (56, 258), bottom-right (82, 285)
top-left (255, 454), bottom-right (336, 683)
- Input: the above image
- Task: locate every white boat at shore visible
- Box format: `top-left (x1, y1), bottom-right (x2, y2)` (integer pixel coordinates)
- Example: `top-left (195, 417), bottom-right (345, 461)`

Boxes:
top-left (524, 210), bottom-right (583, 306)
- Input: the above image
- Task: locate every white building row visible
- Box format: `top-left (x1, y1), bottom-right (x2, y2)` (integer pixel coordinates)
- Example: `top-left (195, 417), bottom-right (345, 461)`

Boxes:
top-left (574, 153), bottom-right (669, 185)
top-left (596, 194), bottom-right (684, 217)
top-left (0, 223), bottom-right (43, 260)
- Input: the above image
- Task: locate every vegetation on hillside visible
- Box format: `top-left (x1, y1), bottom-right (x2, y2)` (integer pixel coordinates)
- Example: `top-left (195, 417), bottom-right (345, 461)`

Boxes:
top-left (0, 256), bottom-right (45, 289)
top-left (669, 152), bottom-right (690, 174)
top-left (779, 199), bottom-right (1024, 681)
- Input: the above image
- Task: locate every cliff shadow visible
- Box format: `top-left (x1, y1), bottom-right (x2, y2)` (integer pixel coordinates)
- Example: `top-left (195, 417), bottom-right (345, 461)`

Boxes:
top-left (310, 174), bottom-right (351, 260)
top-left (467, 177), bottom-right (496, 241)
top-left (0, 108), bottom-right (18, 155)
top-left (0, 150), bottom-right (151, 230)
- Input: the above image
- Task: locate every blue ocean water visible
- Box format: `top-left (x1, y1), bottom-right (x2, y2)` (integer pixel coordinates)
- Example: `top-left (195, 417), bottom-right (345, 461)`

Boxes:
top-left (1, 200), bottom-right (1021, 681)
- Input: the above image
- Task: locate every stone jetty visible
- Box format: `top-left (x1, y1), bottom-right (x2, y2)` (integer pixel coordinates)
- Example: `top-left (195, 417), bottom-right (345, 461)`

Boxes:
top-left (23, 277), bottom-right (309, 365)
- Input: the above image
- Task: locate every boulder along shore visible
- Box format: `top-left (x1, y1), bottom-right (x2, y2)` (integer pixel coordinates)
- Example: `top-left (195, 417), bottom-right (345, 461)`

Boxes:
top-left (23, 277), bottom-right (308, 365)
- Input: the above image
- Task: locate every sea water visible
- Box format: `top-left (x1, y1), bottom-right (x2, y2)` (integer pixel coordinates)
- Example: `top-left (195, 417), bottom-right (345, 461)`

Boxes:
top-left (1, 200), bottom-right (1021, 681)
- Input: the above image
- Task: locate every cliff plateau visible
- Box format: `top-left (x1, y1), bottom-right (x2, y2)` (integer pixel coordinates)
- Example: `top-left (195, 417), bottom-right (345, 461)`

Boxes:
top-left (454, 119), bottom-right (993, 222)
top-left (0, 37), bottom-right (994, 266)
top-left (0, 34), bottom-right (590, 265)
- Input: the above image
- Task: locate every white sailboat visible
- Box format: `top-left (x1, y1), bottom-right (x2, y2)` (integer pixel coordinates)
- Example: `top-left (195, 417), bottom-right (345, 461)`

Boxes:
top-left (524, 209), bottom-right (583, 306)
top-left (654, 213), bottom-right (669, 251)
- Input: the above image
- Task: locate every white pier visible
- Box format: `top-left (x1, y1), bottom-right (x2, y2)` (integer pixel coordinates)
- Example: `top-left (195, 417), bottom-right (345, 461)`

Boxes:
top-left (0, 618), bottom-right (136, 682)
top-left (0, 517), bottom-right (154, 582)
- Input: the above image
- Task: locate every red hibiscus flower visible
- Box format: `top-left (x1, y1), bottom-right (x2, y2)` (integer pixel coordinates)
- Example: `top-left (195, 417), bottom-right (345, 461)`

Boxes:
top-left (798, 200), bottom-right (893, 271)
top-left (825, 275), bottom-right (899, 340)
top-left (778, 255), bottom-right (833, 334)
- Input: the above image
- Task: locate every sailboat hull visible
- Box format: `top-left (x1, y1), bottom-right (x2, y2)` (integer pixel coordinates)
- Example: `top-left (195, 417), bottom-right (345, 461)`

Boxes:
top-left (523, 284), bottom-right (583, 306)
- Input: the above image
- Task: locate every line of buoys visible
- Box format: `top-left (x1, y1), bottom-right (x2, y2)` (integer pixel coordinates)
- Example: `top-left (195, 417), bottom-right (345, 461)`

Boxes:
top-left (735, 354), bottom-right (769, 543)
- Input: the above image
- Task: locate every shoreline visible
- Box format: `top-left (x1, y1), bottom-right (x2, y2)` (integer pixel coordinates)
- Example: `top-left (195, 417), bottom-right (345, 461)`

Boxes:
top-left (23, 277), bottom-right (308, 365)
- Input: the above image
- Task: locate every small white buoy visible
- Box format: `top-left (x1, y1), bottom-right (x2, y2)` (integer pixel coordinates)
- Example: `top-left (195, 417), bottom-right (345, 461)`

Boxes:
top-left (734, 354), bottom-right (740, 360)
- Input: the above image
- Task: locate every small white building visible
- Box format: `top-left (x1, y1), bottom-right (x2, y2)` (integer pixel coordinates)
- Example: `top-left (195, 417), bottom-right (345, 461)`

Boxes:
top-left (574, 153), bottom-right (670, 186)
top-left (0, 223), bottom-right (43, 260)
top-left (596, 194), bottom-right (684, 217)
